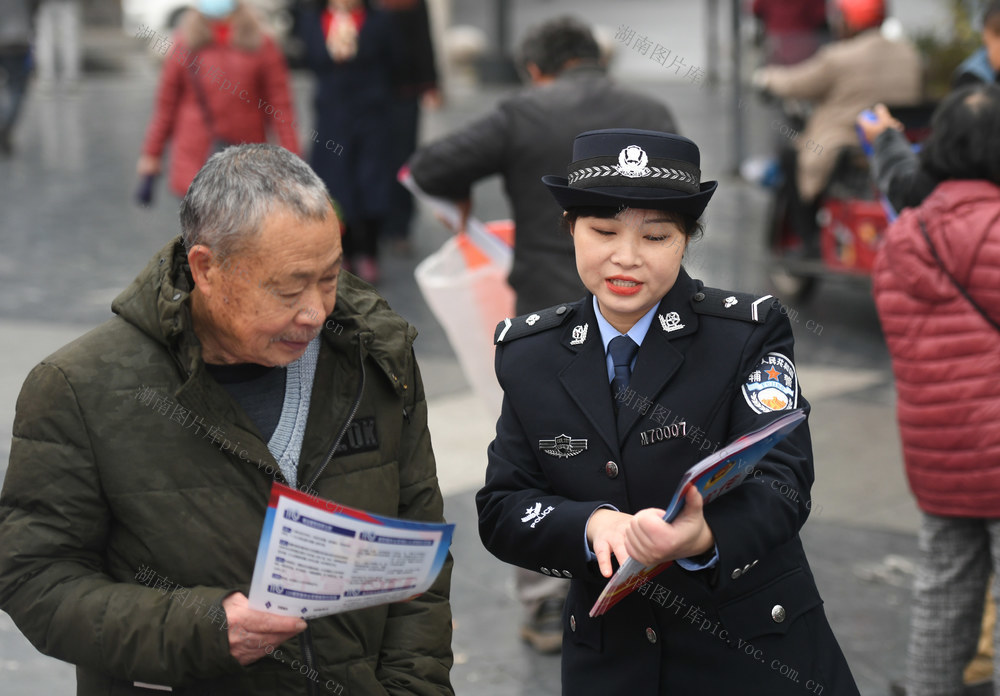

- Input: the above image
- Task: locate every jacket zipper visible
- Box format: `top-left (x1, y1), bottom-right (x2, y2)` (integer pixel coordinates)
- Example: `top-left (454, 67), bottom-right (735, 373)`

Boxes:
top-left (299, 337), bottom-right (367, 695)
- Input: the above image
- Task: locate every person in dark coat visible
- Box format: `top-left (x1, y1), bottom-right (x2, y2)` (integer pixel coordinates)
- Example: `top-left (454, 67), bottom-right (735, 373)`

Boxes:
top-left (379, 0), bottom-right (440, 253)
top-left (408, 17), bottom-right (678, 317)
top-left (0, 0), bottom-right (35, 155)
top-left (476, 128), bottom-right (861, 695)
top-left (299, 0), bottom-right (399, 283)
top-left (409, 17), bottom-right (678, 653)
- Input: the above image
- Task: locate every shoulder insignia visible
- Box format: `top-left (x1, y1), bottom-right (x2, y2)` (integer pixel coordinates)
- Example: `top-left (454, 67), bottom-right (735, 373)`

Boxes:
top-left (495, 303), bottom-right (575, 344)
top-left (690, 287), bottom-right (774, 324)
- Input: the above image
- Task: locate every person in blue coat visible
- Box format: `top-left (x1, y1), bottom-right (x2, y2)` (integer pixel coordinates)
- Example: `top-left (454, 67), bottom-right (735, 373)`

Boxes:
top-left (476, 129), bottom-right (861, 695)
top-left (299, 0), bottom-right (399, 283)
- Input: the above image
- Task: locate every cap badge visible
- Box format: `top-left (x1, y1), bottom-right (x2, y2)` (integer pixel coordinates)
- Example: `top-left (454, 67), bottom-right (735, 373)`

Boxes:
top-left (615, 145), bottom-right (651, 179)
top-left (570, 323), bottom-right (589, 346)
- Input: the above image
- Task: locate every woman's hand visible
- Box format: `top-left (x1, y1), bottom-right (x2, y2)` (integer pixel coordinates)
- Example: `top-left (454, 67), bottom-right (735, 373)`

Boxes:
top-left (586, 508), bottom-right (633, 578)
top-left (137, 154), bottom-right (161, 177)
top-left (626, 488), bottom-right (715, 569)
top-left (856, 103), bottom-right (903, 143)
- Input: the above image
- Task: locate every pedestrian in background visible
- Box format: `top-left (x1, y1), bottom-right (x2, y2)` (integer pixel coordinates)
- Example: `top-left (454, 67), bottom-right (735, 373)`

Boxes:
top-left (0, 0), bottom-right (36, 156)
top-left (34, 0), bottom-right (80, 89)
top-left (379, 0), bottom-right (441, 256)
top-left (754, 0), bottom-right (922, 257)
top-left (299, 0), bottom-right (400, 284)
top-left (408, 17), bottom-right (677, 654)
top-left (752, 0), bottom-right (830, 66)
top-left (137, 0), bottom-right (299, 199)
top-left (872, 83), bottom-right (1000, 696)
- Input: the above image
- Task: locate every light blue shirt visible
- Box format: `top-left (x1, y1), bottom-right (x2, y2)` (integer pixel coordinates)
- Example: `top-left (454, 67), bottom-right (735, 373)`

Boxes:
top-left (584, 296), bottom-right (719, 572)
top-left (593, 295), bottom-right (657, 384)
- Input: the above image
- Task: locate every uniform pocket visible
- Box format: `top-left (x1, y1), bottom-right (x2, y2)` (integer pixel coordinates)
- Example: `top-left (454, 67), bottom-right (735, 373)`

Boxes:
top-left (717, 567), bottom-right (822, 641)
top-left (564, 585), bottom-right (603, 653)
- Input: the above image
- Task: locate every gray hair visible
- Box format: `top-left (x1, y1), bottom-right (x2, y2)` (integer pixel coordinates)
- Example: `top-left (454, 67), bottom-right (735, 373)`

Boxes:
top-left (179, 144), bottom-right (333, 259)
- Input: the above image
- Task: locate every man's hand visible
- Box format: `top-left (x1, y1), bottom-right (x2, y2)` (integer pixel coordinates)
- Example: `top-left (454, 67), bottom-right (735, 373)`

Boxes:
top-left (433, 197), bottom-right (472, 235)
top-left (625, 488), bottom-right (715, 568)
top-left (222, 593), bottom-right (307, 666)
top-left (856, 103), bottom-right (903, 143)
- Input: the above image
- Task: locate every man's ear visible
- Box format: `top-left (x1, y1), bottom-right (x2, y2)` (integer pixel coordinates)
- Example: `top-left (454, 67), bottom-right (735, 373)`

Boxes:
top-left (188, 245), bottom-right (217, 293)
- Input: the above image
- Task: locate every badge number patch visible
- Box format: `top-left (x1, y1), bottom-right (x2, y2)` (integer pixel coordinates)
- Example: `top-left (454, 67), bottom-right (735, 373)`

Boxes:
top-left (742, 353), bottom-right (798, 414)
top-left (539, 434), bottom-right (588, 458)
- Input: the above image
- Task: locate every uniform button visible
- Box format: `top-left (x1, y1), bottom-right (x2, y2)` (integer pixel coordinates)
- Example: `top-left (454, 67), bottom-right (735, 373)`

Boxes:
top-left (693, 292), bottom-right (706, 302)
top-left (541, 567), bottom-right (550, 575)
top-left (569, 614), bottom-right (577, 632)
top-left (556, 306), bottom-right (567, 315)
top-left (645, 627), bottom-right (657, 644)
top-left (771, 605), bottom-right (786, 623)
top-left (605, 461), bottom-right (619, 479)
top-left (731, 568), bottom-right (743, 580)
top-left (562, 570), bottom-right (572, 578)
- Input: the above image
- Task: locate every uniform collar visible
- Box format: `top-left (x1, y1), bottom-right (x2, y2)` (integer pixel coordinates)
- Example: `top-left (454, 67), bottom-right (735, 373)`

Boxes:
top-left (592, 295), bottom-right (658, 355)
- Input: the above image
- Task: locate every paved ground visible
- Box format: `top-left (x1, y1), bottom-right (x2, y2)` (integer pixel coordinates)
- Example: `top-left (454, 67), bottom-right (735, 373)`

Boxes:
top-left (0, 1), bottom-right (962, 694)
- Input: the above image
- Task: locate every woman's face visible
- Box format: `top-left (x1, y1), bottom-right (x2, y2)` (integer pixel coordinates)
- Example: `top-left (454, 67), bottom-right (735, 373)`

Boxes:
top-left (571, 207), bottom-right (687, 334)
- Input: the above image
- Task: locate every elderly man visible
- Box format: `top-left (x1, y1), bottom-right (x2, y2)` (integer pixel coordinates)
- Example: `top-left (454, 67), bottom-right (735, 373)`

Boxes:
top-left (0, 145), bottom-right (454, 695)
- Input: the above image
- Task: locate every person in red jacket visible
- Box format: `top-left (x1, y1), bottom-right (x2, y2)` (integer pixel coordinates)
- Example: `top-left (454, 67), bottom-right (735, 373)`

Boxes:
top-left (752, 0), bottom-right (829, 66)
top-left (872, 83), bottom-right (1000, 696)
top-left (137, 0), bottom-right (300, 199)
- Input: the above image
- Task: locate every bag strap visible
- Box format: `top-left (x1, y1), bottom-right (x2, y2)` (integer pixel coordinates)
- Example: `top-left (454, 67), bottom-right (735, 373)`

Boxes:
top-left (186, 55), bottom-right (217, 139)
top-left (917, 217), bottom-right (1000, 333)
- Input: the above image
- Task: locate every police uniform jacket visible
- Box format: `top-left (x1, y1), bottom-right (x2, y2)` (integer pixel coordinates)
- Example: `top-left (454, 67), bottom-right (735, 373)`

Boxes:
top-left (477, 269), bottom-right (859, 695)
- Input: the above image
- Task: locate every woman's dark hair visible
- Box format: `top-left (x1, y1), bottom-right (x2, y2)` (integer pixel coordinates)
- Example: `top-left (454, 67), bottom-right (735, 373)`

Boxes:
top-left (562, 205), bottom-right (704, 244)
top-left (919, 83), bottom-right (1000, 185)
top-left (516, 17), bottom-right (601, 77)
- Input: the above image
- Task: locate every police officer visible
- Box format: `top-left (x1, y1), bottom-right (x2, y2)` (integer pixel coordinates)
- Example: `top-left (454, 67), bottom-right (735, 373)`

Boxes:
top-left (476, 129), bottom-right (860, 694)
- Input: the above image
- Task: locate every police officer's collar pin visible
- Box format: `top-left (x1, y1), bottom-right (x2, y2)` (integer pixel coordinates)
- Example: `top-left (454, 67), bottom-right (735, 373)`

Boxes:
top-left (658, 311), bottom-right (685, 333)
top-left (570, 323), bottom-right (589, 345)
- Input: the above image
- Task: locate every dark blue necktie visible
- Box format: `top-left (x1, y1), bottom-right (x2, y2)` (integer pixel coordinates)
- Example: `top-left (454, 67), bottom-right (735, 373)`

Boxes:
top-left (608, 335), bottom-right (639, 401)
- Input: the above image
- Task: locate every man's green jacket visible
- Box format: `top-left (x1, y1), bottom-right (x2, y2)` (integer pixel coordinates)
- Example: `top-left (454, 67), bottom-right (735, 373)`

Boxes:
top-left (0, 238), bottom-right (454, 695)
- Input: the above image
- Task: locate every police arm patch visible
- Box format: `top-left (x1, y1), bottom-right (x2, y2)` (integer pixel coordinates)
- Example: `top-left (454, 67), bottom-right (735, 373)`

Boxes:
top-left (742, 352), bottom-right (798, 414)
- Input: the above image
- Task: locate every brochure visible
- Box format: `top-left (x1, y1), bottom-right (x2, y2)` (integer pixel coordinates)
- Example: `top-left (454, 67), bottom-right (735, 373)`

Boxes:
top-left (589, 409), bottom-right (807, 617)
top-left (248, 483), bottom-right (454, 619)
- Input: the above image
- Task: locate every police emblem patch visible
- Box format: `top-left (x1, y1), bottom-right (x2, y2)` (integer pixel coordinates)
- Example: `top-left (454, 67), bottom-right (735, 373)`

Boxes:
top-left (724, 295), bottom-right (738, 308)
top-left (526, 313), bottom-right (540, 326)
top-left (539, 434), bottom-right (588, 458)
top-left (570, 323), bottom-right (589, 346)
top-left (615, 145), bottom-right (651, 178)
top-left (742, 353), bottom-right (798, 414)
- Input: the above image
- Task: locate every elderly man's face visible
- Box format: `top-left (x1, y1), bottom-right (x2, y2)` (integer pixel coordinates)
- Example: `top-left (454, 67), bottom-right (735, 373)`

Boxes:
top-left (191, 204), bottom-right (342, 367)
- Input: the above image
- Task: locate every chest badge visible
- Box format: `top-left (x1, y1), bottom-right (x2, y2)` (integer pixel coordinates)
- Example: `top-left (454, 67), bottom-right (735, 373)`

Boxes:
top-left (570, 323), bottom-right (589, 346)
top-left (539, 434), bottom-right (588, 458)
top-left (658, 311), bottom-right (685, 333)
